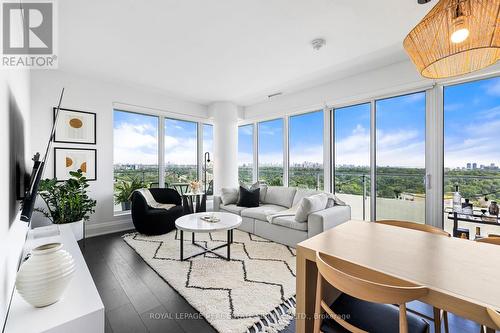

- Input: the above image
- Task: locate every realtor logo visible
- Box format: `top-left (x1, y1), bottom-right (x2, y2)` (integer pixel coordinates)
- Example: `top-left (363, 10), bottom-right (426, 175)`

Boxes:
top-left (1, 0), bottom-right (57, 68)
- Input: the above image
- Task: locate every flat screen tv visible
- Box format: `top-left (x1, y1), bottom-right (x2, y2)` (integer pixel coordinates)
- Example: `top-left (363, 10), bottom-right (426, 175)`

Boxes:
top-left (20, 88), bottom-right (65, 223)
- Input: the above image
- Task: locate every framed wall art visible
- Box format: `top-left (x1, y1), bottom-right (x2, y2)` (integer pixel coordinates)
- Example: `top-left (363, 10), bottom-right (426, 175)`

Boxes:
top-left (54, 148), bottom-right (97, 181)
top-left (53, 107), bottom-right (96, 144)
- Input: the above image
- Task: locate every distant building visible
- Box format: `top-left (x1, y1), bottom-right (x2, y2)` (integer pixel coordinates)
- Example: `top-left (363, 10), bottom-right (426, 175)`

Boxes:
top-left (467, 163), bottom-right (471, 169)
top-left (472, 163), bottom-right (477, 169)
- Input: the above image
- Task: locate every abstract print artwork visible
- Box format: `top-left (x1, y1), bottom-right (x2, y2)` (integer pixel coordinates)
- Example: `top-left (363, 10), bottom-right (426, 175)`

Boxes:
top-left (54, 108), bottom-right (96, 144)
top-left (54, 148), bottom-right (97, 181)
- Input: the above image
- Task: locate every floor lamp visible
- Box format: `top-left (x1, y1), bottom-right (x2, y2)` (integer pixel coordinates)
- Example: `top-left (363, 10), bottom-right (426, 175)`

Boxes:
top-left (204, 152), bottom-right (211, 193)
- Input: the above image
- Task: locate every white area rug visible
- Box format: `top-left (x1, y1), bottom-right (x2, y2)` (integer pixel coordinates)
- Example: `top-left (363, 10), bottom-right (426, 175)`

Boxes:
top-left (123, 229), bottom-right (296, 333)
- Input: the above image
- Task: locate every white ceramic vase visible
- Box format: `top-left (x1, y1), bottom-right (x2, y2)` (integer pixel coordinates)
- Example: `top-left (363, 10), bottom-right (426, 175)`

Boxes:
top-left (15, 242), bottom-right (75, 307)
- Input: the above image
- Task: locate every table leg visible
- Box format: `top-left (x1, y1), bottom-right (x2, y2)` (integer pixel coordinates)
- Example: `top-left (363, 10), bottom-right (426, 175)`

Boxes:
top-left (227, 230), bottom-right (231, 261)
top-left (192, 232), bottom-right (195, 244)
top-left (180, 230), bottom-right (184, 261)
top-left (296, 249), bottom-right (318, 333)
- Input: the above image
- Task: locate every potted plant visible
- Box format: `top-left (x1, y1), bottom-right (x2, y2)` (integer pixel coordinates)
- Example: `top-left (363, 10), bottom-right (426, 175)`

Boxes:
top-left (114, 176), bottom-right (147, 211)
top-left (36, 170), bottom-right (96, 241)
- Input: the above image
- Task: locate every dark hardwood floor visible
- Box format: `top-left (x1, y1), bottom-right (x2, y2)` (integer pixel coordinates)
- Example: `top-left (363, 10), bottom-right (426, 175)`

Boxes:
top-left (81, 231), bottom-right (483, 333)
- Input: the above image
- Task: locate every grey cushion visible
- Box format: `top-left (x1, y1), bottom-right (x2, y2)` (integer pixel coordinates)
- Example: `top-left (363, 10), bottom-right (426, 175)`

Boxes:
top-left (241, 204), bottom-right (287, 221)
top-left (220, 187), bottom-right (239, 205)
top-left (220, 204), bottom-right (246, 215)
top-left (292, 188), bottom-right (322, 207)
top-left (295, 193), bottom-right (329, 222)
top-left (264, 186), bottom-right (297, 208)
top-left (271, 215), bottom-right (308, 231)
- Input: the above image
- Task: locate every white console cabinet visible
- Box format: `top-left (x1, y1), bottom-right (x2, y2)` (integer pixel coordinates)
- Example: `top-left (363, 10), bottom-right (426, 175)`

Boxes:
top-left (4, 224), bottom-right (104, 333)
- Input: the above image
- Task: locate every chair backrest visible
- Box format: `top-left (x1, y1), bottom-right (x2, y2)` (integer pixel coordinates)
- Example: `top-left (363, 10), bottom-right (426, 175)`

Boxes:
top-left (477, 237), bottom-right (500, 245)
top-left (377, 220), bottom-right (450, 237)
top-left (316, 252), bottom-right (428, 305)
top-left (170, 183), bottom-right (189, 196)
top-left (487, 308), bottom-right (500, 330)
top-left (315, 252), bottom-right (428, 333)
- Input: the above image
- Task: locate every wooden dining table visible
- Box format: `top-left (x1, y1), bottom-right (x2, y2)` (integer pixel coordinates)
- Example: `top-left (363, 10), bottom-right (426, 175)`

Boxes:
top-left (296, 220), bottom-right (500, 332)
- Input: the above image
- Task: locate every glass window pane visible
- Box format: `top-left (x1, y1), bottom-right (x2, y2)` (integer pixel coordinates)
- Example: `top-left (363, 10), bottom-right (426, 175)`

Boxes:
top-left (202, 124), bottom-right (213, 195)
top-left (375, 92), bottom-right (426, 223)
top-left (258, 119), bottom-right (284, 185)
top-left (444, 76), bottom-right (500, 237)
top-left (113, 110), bottom-right (159, 212)
top-left (289, 111), bottom-right (324, 189)
top-left (334, 103), bottom-right (371, 221)
top-left (238, 124), bottom-right (253, 184)
top-left (165, 118), bottom-right (198, 185)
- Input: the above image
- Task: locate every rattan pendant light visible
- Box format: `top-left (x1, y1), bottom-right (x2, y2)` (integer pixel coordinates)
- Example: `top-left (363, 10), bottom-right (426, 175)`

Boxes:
top-left (404, 0), bottom-right (500, 79)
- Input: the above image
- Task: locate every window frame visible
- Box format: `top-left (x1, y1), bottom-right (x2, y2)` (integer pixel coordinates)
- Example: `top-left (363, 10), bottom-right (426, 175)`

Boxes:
top-left (112, 107), bottom-right (212, 216)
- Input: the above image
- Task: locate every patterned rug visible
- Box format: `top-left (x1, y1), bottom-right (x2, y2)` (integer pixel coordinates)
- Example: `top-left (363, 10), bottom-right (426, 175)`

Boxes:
top-left (123, 229), bottom-right (296, 333)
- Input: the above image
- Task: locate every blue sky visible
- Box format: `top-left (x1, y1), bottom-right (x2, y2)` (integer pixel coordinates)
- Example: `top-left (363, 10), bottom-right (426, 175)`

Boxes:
top-left (238, 124), bottom-right (253, 165)
top-left (289, 111), bottom-right (323, 165)
top-left (444, 76), bottom-right (500, 168)
top-left (113, 111), bottom-right (212, 166)
top-left (258, 118), bottom-right (283, 166)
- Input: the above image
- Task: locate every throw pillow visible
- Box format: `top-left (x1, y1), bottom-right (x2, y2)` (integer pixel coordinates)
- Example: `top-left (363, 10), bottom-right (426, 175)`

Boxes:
top-left (237, 186), bottom-right (260, 207)
top-left (240, 181), bottom-right (267, 202)
top-left (295, 193), bottom-right (329, 222)
top-left (325, 193), bottom-right (347, 208)
top-left (220, 187), bottom-right (239, 205)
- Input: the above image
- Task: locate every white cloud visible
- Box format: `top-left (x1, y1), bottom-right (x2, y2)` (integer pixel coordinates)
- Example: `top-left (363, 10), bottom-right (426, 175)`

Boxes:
top-left (114, 123), bottom-right (158, 164)
top-left (486, 79), bottom-right (500, 97)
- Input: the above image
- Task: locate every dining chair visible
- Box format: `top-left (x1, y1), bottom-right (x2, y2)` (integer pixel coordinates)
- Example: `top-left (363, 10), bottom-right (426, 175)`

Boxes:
top-left (479, 308), bottom-right (500, 333)
top-left (376, 220), bottom-right (450, 333)
top-left (314, 251), bottom-right (430, 333)
top-left (477, 237), bottom-right (500, 246)
top-left (376, 220), bottom-right (451, 237)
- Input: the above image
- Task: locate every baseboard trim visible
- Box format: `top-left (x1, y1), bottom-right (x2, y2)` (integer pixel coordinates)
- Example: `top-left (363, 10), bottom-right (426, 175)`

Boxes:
top-left (85, 219), bottom-right (135, 238)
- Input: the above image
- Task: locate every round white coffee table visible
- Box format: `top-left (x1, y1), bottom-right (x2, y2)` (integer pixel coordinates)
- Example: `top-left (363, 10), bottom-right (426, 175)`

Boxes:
top-left (175, 212), bottom-right (242, 261)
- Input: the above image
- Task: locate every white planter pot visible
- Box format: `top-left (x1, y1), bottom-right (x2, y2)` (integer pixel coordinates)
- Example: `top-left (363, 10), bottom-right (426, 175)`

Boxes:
top-left (67, 220), bottom-right (84, 241)
top-left (15, 242), bottom-right (75, 307)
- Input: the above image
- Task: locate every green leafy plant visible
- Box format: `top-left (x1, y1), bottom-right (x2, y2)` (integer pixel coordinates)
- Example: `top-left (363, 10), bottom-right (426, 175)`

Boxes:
top-left (114, 176), bottom-right (147, 205)
top-left (36, 170), bottom-right (96, 224)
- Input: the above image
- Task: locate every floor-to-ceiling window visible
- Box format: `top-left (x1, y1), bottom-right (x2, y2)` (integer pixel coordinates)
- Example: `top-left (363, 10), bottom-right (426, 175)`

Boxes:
top-left (113, 110), bottom-right (159, 212)
top-left (164, 118), bottom-right (198, 185)
top-left (202, 124), bottom-right (213, 195)
top-left (334, 103), bottom-right (371, 220)
top-left (289, 111), bottom-right (324, 189)
top-left (238, 124), bottom-right (253, 185)
top-left (444, 76), bottom-right (500, 236)
top-left (258, 119), bottom-right (284, 185)
top-left (375, 92), bottom-right (426, 223)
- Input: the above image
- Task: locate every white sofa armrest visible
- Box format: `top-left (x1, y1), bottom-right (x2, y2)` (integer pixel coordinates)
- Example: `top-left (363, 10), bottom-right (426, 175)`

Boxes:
top-left (213, 196), bottom-right (222, 211)
top-left (307, 205), bottom-right (351, 238)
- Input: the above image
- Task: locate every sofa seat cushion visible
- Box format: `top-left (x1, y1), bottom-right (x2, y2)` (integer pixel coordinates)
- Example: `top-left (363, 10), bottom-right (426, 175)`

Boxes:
top-left (220, 204), bottom-right (246, 215)
top-left (264, 186), bottom-right (297, 208)
top-left (241, 204), bottom-right (287, 221)
top-left (271, 215), bottom-right (308, 231)
top-left (321, 293), bottom-right (429, 333)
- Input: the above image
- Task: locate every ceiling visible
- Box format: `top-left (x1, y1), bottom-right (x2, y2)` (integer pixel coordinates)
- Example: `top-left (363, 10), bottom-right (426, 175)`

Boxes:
top-left (58, 0), bottom-right (434, 106)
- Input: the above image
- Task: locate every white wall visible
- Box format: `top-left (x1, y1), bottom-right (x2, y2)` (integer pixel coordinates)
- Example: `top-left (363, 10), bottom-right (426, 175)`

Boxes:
top-left (244, 60), bottom-right (431, 119)
top-left (0, 68), bottom-right (31, 329)
top-left (30, 70), bottom-right (208, 236)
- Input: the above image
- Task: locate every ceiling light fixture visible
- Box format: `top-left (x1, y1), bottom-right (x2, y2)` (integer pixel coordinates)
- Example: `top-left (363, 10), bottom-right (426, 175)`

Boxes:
top-left (311, 38), bottom-right (326, 51)
top-left (404, 0), bottom-right (500, 79)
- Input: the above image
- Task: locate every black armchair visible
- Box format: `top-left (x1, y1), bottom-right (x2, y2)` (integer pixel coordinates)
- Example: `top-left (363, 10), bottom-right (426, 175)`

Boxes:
top-left (131, 188), bottom-right (184, 235)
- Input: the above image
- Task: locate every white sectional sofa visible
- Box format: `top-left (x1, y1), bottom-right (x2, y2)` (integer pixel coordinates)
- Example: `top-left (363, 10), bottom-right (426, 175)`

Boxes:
top-left (213, 186), bottom-right (351, 247)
